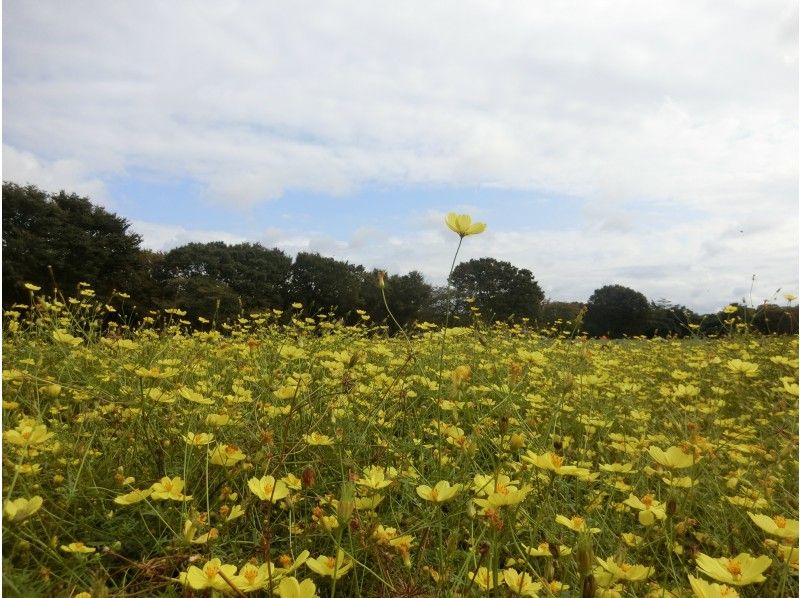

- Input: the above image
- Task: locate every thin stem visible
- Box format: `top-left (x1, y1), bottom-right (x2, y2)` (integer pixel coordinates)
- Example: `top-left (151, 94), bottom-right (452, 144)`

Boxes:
top-left (435, 236), bottom-right (464, 459)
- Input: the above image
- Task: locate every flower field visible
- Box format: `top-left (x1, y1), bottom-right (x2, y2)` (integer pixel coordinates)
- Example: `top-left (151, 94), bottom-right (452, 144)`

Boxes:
top-left (2, 294), bottom-right (798, 597)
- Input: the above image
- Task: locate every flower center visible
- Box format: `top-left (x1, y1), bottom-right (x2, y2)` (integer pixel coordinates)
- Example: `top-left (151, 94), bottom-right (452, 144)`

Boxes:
top-left (430, 488), bottom-right (440, 501)
top-left (244, 569), bottom-right (257, 583)
top-left (726, 559), bottom-right (742, 577)
top-left (205, 564), bottom-right (219, 579)
top-left (571, 516), bottom-right (584, 529)
top-left (774, 516), bottom-right (787, 528)
top-left (496, 483), bottom-right (508, 495)
top-left (641, 494), bottom-right (653, 508)
top-left (263, 483), bottom-right (273, 495)
top-left (550, 454), bottom-right (564, 468)
top-left (325, 557), bottom-right (336, 570)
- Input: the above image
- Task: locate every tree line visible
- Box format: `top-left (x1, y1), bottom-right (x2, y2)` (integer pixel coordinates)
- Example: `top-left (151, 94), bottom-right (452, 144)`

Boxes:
top-left (3, 182), bottom-right (797, 336)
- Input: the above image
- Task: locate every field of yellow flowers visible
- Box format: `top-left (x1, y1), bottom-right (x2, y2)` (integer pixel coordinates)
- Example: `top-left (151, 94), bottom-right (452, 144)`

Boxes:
top-left (3, 293), bottom-right (798, 597)
top-left (3, 216), bottom-right (799, 597)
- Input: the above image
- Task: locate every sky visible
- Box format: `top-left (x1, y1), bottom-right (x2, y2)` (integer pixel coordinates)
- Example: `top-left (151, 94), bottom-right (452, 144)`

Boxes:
top-left (3, 1), bottom-right (798, 313)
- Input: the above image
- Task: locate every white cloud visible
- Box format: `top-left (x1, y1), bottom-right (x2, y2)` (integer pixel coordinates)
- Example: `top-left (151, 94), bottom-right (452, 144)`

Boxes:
top-left (2, 144), bottom-right (110, 206)
top-left (3, 1), bottom-right (796, 210)
top-left (3, 1), bottom-right (796, 312)
top-left (131, 220), bottom-right (247, 252)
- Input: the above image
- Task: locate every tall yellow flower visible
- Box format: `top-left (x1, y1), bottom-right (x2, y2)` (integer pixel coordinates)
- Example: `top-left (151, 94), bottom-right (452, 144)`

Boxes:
top-left (445, 213), bottom-right (486, 238)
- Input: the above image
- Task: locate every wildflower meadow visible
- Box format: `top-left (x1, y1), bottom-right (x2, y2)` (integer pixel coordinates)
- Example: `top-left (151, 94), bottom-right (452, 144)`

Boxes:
top-left (3, 215), bottom-right (798, 597)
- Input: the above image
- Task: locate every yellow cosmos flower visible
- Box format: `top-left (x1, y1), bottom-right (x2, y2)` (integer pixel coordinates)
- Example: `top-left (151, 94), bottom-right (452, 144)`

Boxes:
top-left (445, 213), bottom-right (487, 237)
top-left (688, 574), bottom-right (741, 597)
top-left (305, 549), bottom-right (353, 579)
top-left (725, 359), bottom-right (759, 377)
top-left (594, 557), bottom-right (654, 584)
top-left (648, 445), bottom-right (697, 469)
top-left (416, 480), bottom-right (462, 503)
top-left (150, 476), bottom-right (192, 501)
top-left (183, 432), bottom-right (214, 446)
top-left (181, 558), bottom-right (238, 592)
top-left (303, 432), bottom-right (334, 446)
top-left (248, 475), bottom-right (290, 502)
top-left (355, 466), bottom-right (394, 490)
top-left (225, 504), bottom-right (245, 522)
top-left (623, 493), bottom-right (667, 526)
top-left (113, 488), bottom-right (153, 505)
top-left (695, 552), bottom-right (771, 586)
top-left (277, 576), bottom-right (318, 598)
top-left (209, 444), bottom-right (246, 466)
top-left (524, 541), bottom-right (572, 557)
top-left (747, 512), bottom-right (799, 539)
top-left (468, 566), bottom-right (498, 590)
top-left (522, 451), bottom-right (592, 479)
top-left (555, 514), bottom-right (601, 534)
top-left (503, 568), bottom-right (542, 596)
top-left (24, 282), bottom-right (41, 291)
top-left (230, 562), bottom-right (273, 592)
top-left (4, 421), bottom-right (54, 446)
top-left (205, 413), bottom-right (231, 427)
top-left (60, 542), bottom-right (96, 554)
top-left (179, 387), bottom-right (214, 405)
top-left (4, 496), bottom-right (43, 522)
top-left (473, 483), bottom-right (531, 510)
top-left (52, 329), bottom-right (83, 346)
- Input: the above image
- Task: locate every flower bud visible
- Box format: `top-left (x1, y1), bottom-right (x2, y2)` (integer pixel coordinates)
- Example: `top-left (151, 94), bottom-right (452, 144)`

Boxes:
top-left (509, 432), bottom-right (525, 452)
top-left (576, 535), bottom-right (594, 576)
top-left (337, 482), bottom-right (355, 523)
top-left (666, 496), bottom-right (677, 517)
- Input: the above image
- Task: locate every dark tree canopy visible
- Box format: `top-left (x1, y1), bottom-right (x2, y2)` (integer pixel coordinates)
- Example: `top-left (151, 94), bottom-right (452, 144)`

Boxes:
top-left (584, 284), bottom-right (651, 338)
top-left (285, 252), bottom-right (364, 317)
top-left (2, 182), bottom-right (144, 306)
top-left (643, 299), bottom-right (698, 338)
top-left (540, 301), bottom-right (585, 328)
top-left (156, 241), bottom-right (291, 313)
top-left (360, 269), bottom-right (433, 330)
top-left (449, 257), bottom-right (544, 323)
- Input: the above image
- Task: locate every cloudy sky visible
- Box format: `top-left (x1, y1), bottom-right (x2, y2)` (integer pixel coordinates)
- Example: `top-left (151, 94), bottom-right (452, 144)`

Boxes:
top-left (4, 1), bottom-right (797, 312)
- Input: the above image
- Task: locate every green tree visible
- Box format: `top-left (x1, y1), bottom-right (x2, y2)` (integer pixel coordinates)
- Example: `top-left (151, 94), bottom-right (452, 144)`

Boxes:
top-left (360, 269), bottom-right (433, 330)
top-left (644, 299), bottom-right (698, 338)
top-left (448, 258), bottom-right (544, 323)
top-left (157, 241), bottom-right (291, 312)
top-left (750, 303), bottom-right (798, 335)
top-left (2, 182), bottom-right (144, 306)
top-left (540, 301), bottom-right (586, 329)
top-left (285, 252), bottom-right (364, 318)
top-left (161, 275), bottom-right (241, 323)
top-left (584, 284), bottom-right (651, 338)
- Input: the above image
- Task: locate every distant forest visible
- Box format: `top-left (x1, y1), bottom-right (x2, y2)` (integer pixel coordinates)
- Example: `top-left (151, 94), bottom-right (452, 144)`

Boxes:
top-left (3, 182), bottom-right (797, 337)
